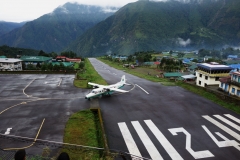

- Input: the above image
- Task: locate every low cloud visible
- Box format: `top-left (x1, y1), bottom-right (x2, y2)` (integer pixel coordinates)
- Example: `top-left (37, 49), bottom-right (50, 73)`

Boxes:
top-left (176, 38), bottom-right (191, 47)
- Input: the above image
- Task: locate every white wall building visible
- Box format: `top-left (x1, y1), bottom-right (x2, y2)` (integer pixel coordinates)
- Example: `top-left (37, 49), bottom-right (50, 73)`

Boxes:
top-left (0, 58), bottom-right (23, 71)
top-left (196, 63), bottom-right (232, 87)
top-left (219, 70), bottom-right (240, 97)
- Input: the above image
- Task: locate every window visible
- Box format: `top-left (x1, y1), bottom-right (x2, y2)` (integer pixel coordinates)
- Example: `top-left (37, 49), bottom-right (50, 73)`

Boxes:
top-left (237, 90), bottom-right (240, 96)
top-left (215, 77), bottom-right (219, 81)
top-left (199, 81), bottom-right (201, 85)
top-left (200, 74), bottom-right (202, 77)
top-left (232, 88), bottom-right (235, 94)
top-left (221, 83), bottom-right (223, 88)
top-left (205, 76), bottom-right (208, 80)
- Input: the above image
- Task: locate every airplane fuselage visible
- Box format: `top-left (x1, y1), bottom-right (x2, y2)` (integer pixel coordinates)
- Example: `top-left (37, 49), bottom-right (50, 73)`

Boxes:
top-left (85, 82), bottom-right (124, 100)
top-left (85, 75), bottom-right (128, 100)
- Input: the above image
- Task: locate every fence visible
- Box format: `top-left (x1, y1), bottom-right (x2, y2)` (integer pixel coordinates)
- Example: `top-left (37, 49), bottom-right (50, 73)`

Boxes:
top-left (0, 134), bottom-right (149, 160)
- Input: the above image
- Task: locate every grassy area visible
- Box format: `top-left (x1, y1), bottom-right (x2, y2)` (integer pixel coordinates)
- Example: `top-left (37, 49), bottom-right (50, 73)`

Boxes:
top-left (62, 109), bottom-right (104, 160)
top-left (176, 82), bottom-right (240, 114)
top-left (74, 59), bottom-right (108, 88)
top-left (99, 58), bottom-right (172, 85)
top-left (61, 59), bottom-right (108, 159)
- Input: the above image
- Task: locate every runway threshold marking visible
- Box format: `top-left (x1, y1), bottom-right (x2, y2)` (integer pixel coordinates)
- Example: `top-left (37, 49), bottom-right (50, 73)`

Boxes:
top-left (118, 122), bottom-right (143, 159)
top-left (4, 118), bottom-right (45, 150)
top-left (135, 84), bottom-right (149, 94)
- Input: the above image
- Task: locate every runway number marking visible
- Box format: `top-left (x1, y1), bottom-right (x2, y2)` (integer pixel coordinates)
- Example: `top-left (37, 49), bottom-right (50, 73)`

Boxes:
top-left (169, 127), bottom-right (214, 159)
top-left (118, 114), bottom-right (240, 159)
top-left (4, 128), bottom-right (12, 135)
top-left (202, 125), bottom-right (240, 151)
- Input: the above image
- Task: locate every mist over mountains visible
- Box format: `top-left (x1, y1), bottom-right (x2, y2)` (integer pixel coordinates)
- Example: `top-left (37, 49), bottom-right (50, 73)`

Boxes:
top-left (66, 0), bottom-right (240, 56)
top-left (0, 2), bottom-right (119, 53)
top-left (0, 0), bottom-right (240, 57)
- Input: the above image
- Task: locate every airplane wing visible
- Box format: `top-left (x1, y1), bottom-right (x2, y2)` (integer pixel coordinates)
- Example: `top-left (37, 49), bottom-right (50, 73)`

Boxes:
top-left (109, 88), bottom-right (128, 93)
top-left (88, 82), bottom-right (105, 88)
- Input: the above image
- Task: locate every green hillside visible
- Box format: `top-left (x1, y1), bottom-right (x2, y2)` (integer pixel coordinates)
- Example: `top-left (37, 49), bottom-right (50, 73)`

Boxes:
top-left (0, 3), bottom-right (118, 53)
top-left (0, 45), bottom-right (39, 58)
top-left (66, 0), bottom-right (240, 57)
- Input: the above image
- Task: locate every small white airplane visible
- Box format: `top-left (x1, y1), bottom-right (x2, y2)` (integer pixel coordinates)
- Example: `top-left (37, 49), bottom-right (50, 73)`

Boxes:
top-left (85, 75), bottom-right (129, 100)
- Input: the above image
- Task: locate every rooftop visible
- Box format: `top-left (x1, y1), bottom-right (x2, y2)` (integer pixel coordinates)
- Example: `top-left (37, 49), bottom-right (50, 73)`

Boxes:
top-left (0, 58), bottom-right (22, 63)
top-left (163, 72), bottom-right (182, 77)
top-left (197, 63), bottom-right (232, 70)
top-left (20, 56), bottom-right (52, 62)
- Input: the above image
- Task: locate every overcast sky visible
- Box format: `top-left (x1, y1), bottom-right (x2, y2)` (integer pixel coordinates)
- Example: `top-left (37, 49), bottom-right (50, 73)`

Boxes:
top-left (0, 0), bottom-right (161, 23)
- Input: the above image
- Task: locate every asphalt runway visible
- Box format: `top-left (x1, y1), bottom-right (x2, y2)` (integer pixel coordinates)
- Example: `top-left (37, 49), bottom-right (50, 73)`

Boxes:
top-left (89, 58), bottom-right (240, 160)
top-left (0, 74), bottom-right (90, 155)
top-left (1, 61), bottom-right (240, 160)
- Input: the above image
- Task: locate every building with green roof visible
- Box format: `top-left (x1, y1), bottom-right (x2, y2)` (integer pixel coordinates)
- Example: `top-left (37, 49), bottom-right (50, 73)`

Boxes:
top-left (163, 72), bottom-right (182, 80)
top-left (52, 62), bottom-right (74, 67)
top-left (20, 56), bottom-right (52, 65)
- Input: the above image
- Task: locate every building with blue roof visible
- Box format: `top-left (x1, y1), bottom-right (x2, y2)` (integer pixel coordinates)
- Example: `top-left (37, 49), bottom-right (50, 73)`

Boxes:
top-left (227, 55), bottom-right (238, 59)
top-left (228, 64), bottom-right (240, 70)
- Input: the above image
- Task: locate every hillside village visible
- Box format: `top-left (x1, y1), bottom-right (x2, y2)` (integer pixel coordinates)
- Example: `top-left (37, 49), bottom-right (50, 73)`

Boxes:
top-left (1, 48), bottom-right (240, 99)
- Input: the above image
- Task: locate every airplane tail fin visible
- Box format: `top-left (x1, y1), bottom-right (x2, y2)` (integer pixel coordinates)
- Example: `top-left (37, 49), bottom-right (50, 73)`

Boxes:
top-left (120, 75), bottom-right (131, 85)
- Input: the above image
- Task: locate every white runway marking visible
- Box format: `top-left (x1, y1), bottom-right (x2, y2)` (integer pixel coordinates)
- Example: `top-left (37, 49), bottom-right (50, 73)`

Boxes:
top-left (202, 125), bottom-right (240, 151)
top-left (118, 122), bottom-right (143, 159)
top-left (145, 120), bottom-right (183, 160)
top-left (202, 115), bottom-right (240, 141)
top-left (169, 127), bottom-right (214, 159)
top-left (58, 78), bottom-right (62, 86)
top-left (214, 115), bottom-right (240, 132)
top-left (132, 121), bottom-right (163, 160)
top-left (4, 128), bottom-right (12, 135)
top-left (135, 84), bottom-right (149, 94)
top-left (23, 79), bottom-right (35, 97)
top-left (224, 114), bottom-right (240, 124)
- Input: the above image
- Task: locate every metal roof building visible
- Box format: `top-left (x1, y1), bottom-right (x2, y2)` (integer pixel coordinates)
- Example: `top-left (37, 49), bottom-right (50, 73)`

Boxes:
top-left (0, 58), bottom-right (23, 71)
top-left (20, 56), bottom-right (52, 63)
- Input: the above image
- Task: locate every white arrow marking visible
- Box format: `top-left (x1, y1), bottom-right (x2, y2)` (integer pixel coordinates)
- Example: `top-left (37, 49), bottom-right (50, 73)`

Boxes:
top-left (4, 128), bottom-right (12, 135)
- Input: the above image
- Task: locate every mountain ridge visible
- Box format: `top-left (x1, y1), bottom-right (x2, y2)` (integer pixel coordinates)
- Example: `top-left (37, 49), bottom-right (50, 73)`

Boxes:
top-left (65, 0), bottom-right (240, 56)
top-left (0, 3), bottom-right (119, 53)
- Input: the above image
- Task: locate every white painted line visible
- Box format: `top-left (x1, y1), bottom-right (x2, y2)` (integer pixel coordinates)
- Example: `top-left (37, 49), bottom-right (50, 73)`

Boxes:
top-left (4, 128), bottom-right (12, 135)
top-left (202, 115), bottom-right (240, 141)
top-left (132, 121), bottom-right (163, 160)
top-left (215, 132), bottom-right (240, 151)
top-left (224, 114), bottom-right (240, 124)
top-left (23, 79), bottom-right (35, 97)
top-left (214, 115), bottom-right (240, 132)
top-left (144, 120), bottom-right (183, 160)
top-left (202, 125), bottom-right (239, 148)
top-left (58, 78), bottom-right (62, 86)
top-left (169, 127), bottom-right (214, 159)
top-left (118, 122), bottom-right (142, 159)
top-left (135, 84), bottom-right (149, 95)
